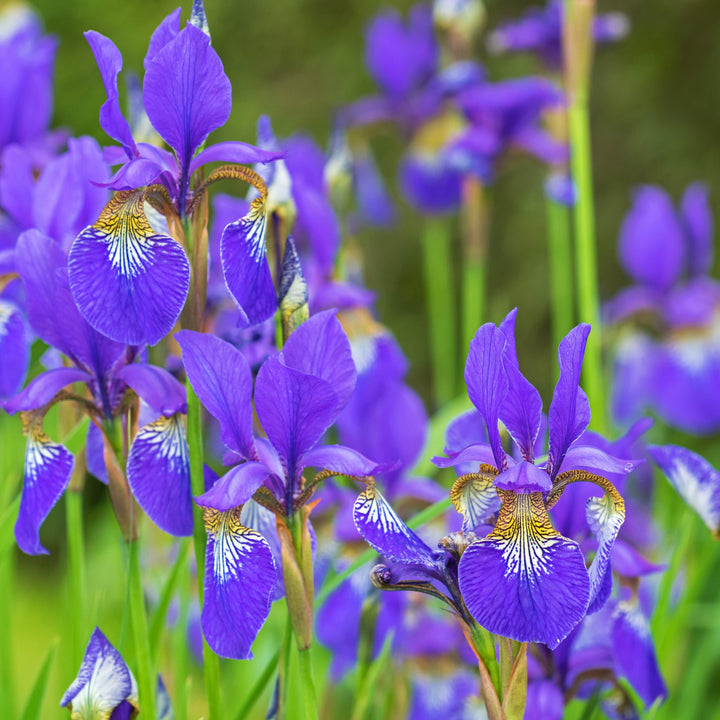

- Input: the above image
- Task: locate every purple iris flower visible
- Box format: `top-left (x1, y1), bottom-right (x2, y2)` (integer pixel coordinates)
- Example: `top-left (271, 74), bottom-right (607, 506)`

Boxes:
top-left (66, 3), bottom-right (283, 347)
top-left (428, 309), bottom-right (637, 648)
top-left (487, 0), bottom-right (629, 70)
top-left (60, 628), bottom-right (139, 719)
top-left (4, 230), bottom-right (191, 554)
top-left (0, 6), bottom-right (62, 164)
top-left (177, 310), bottom-right (381, 659)
top-left (604, 183), bottom-right (720, 434)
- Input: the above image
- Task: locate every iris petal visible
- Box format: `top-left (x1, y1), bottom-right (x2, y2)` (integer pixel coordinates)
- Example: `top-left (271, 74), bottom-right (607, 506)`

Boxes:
top-left (68, 190), bottom-right (190, 346)
top-left (15, 425), bottom-right (74, 555)
top-left (127, 414), bottom-right (192, 537)
top-left (0, 303), bottom-right (30, 400)
top-left (202, 508), bottom-right (276, 659)
top-left (459, 491), bottom-right (590, 648)
top-left (450, 468), bottom-right (500, 531)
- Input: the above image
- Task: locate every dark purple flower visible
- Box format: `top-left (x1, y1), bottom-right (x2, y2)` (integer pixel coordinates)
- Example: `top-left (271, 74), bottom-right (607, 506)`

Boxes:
top-left (487, 0), bottom-right (628, 70)
top-left (605, 184), bottom-right (720, 434)
top-left (432, 310), bottom-right (637, 648)
top-left (178, 310), bottom-right (381, 659)
top-left (5, 230), bottom-right (191, 553)
top-left (60, 627), bottom-right (138, 718)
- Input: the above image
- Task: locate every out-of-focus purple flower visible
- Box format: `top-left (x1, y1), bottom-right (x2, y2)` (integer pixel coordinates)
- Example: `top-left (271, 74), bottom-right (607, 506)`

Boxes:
top-left (432, 309), bottom-right (638, 648)
top-left (605, 183), bottom-right (720, 434)
top-left (178, 310), bottom-right (382, 659)
top-left (5, 230), bottom-right (191, 553)
top-left (60, 628), bottom-right (138, 719)
top-left (487, 0), bottom-right (629, 70)
top-left (0, 6), bottom-right (61, 164)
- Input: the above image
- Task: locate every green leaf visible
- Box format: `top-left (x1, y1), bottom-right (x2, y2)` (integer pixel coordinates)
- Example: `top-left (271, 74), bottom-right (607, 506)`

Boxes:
top-left (0, 496), bottom-right (20, 561)
top-left (19, 641), bottom-right (57, 720)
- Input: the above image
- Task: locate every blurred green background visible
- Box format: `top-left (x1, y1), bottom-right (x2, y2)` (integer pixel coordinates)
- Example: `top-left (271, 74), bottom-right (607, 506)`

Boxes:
top-left (5, 0), bottom-right (720, 717)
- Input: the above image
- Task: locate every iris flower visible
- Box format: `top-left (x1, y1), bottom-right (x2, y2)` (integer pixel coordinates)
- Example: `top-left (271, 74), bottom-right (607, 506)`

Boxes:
top-left (177, 310), bottom-right (380, 659)
top-left (5, 230), bottom-right (191, 554)
top-left (66, 4), bottom-right (283, 346)
top-left (355, 310), bottom-right (636, 648)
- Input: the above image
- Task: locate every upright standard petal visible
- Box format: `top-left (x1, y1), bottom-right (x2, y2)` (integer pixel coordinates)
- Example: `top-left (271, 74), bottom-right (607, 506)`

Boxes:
top-left (547, 324), bottom-right (591, 479)
top-left (498, 308), bottom-right (543, 461)
top-left (681, 182), bottom-right (713, 276)
top-left (464, 322), bottom-right (509, 470)
top-left (143, 23), bottom-right (231, 171)
top-left (16, 424), bottom-right (74, 555)
top-left (281, 309), bottom-right (356, 411)
top-left (353, 480), bottom-right (437, 567)
top-left (68, 190), bottom-right (190, 346)
top-left (254, 355), bottom-right (338, 482)
top-left (60, 627), bottom-right (137, 718)
top-left (127, 414), bottom-right (192, 537)
top-left (648, 445), bottom-right (720, 537)
top-left (176, 329), bottom-right (256, 460)
top-left (202, 507), bottom-right (276, 659)
top-left (220, 196), bottom-right (277, 327)
top-left (459, 491), bottom-right (590, 648)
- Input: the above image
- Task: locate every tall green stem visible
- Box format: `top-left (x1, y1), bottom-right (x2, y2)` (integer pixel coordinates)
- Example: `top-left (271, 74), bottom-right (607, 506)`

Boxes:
top-left (128, 538), bottom-right (156, 720)
top-left (296, 647), bottom-right (319, 720)
top-left (186, 382), bottom-right (222, 720)
top-left (65, 489), bottom-right (87, 667)
top-left (461, 177), bottom-right (488, 361)
top-left (0, 552), bottom-right (13, 717)
top-left (421, 218), bottom-right (456, 408)
top-left (546, 196), bottom-right (575, 369)
top-left (564, 0), bottom-right (607, 433)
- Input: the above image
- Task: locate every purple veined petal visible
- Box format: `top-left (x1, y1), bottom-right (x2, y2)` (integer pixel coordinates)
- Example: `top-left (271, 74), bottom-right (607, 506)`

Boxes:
top-left (0, 301), bottom-right (29, 400)
top-left (84, 31), bottom-right (137, 157)
top-left (143, 23), bottom-right (231, 172)
top-left (61, 627), bottom-right (136, 715)
top-left (647, 445), bottom-right (720, 536)
top-left (86, 421), bottom-right (109, 484)
top-left (353, 481), bottom-right (437, 567)
top-left (450, 471), bottom-right (501, 532)
top-left (432, 443), bottom-right (497, 469)
top-left (464, 322), bottom-right (509, 470)
top-left (144, 7), bottom-right (181, 69)
top-left (101, 157), bottom-right (165, 192)
top-left (680, 182), bottom-right (713, 276)
top-left (127, 414), bottom-right (192, 537)
top-left (176, 329), bottom-right (256, 460)
top-left (68, 191), bottom-right (190, 346)
top-left (612, 601), bottom-right (667, 708)
top-left (300, 444), bottom-right (381, 478)
top-left (281, 309), bottom-right (356, 411)
top-left (195, 462), bottom-right (272, 512)
top-left (291, 183), bottom-right (340, 274)
top-left (495, 461), bottom-right (552, 493)
top-left (618, 186), bottom-right (685, 291)
top-left (240, 498), bottom-right (284, 600)
top-left (524, 680), bottom-right (565, 720)
top-left (189, 142), bottom-right (285, 176)
top-left (498, 308), bottom-right (543, 461)
top-left (202, 508), bottom-right (276, 659)
top-left (220, 198), bottom-right (277, 327)
top-left (547, 323), bottom-right (591, 480)
top-left (4, 367), bottom-right (92, 414)
top-left (559, 445), bottom-right (642, 477)
top-left (459, 491), bottom-right (590, 648)
top-left (116, 363), bottom-right (187, 416)
top-left (15, 427), bottom-right (74, 555)
top-left (255, 355), bottom-right (339, 483)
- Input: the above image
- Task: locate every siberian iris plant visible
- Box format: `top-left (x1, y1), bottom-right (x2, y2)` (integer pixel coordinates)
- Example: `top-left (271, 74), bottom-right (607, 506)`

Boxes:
top-left (67, 4), bottom-right (283, 345)
top-left (177, 310), bottom-right (380, 664)
top-left (604, 183), bottom-right (720, 434)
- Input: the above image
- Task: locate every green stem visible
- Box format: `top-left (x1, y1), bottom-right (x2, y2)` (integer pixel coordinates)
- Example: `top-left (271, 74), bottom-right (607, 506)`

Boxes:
top-left (0, 552), bottom-right (14, 717)
top-left (172, 568), bottom-right (191, 720)
top-left (297, 647), bottom-right (319, 720)
top-left (421, 218), bottom-right (456, 408)
top-left (461, 177), bottom-right (488, 362)
top-left (278, 615), bottom-right (293, 719)
top-left (65, 490), bottom-right (87, 668)
top-left (128, 538), bottom-right (156, 720)
top-left (567, 69), bottom-right (607, 434)
top-left (186, 381), bottom-right (222, 720)
top-left (546, 195), bottom-right (575, 373)
top-left (469, 624), bottom-right (502, 699)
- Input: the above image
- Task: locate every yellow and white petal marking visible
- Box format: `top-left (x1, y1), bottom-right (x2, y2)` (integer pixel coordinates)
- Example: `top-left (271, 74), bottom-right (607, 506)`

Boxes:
top-left (204, 507), bottom-right (262, 585)
top-left (450, 464), bottom-right (501, 532)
